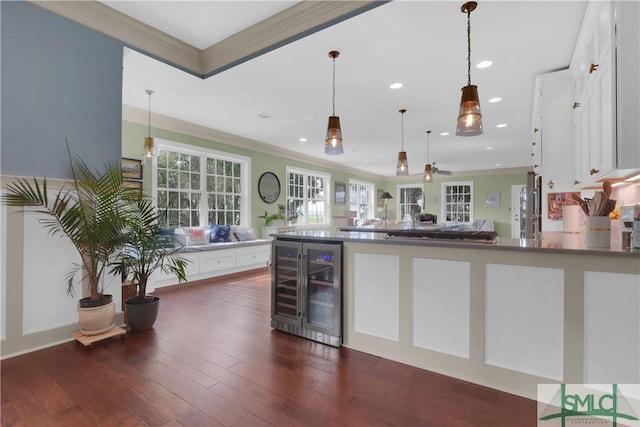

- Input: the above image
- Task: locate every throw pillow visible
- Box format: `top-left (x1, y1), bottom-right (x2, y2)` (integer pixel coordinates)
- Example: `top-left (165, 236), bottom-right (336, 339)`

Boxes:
top-left (173, 228), bottom-right (187, 246)
top-left (185, 227), bottom-right (207, 246)
top-left (157, 226), bottom-right (175, 248)
top-left (210, 224), bottom-right (231, 243)
top-left (234, 231), bottom-right (254, 242)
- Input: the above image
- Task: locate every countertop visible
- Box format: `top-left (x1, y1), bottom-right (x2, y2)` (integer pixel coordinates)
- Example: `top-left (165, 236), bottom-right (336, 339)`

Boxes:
top-left (272, 229), bottom-right (640, 257)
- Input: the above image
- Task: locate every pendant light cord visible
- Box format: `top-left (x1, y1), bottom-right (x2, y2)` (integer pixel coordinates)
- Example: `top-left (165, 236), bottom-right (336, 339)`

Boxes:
top-left (426, 130), bottom-right (431, 164)
top-left (147, 92), bottom-right (152, 137)
top-left (400, 111), bottom-right (405, 151)
top-left (466, 9), bottom-right (472, 86)
top-left (332, 57), bottom-right (336, 116)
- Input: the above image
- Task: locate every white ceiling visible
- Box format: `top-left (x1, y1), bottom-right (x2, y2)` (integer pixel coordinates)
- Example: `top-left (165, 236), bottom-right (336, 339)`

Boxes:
top-left (113, 0), bottom-right (588, 178)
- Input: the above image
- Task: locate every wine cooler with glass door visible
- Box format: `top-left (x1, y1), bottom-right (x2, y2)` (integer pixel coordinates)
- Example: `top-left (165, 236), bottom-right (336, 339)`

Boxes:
top-left (271, 240), bottom-right (342, 346)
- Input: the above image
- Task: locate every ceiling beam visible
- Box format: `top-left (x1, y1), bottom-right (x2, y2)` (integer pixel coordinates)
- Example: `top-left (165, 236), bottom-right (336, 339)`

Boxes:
top-left (30, 0), bottom-right (388, 78)
top-left (200, 1), bottom-right (388, 77)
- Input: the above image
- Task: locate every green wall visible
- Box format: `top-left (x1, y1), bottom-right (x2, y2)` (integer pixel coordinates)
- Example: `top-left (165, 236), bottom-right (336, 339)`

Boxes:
top-left (122, 121), bottom-right (385, 231)
top-left (384, 173), bottom-right (528, 238)
top-left (122, 121), bottom-right (526, 237)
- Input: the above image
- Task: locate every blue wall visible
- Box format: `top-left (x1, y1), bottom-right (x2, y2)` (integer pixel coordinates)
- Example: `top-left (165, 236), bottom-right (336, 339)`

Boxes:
top-left (1, 1), bottom-right (124, 178)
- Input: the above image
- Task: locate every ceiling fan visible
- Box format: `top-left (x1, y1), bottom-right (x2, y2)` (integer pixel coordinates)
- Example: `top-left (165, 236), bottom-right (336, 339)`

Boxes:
top-left (414, 131), bottom-right (453, 181)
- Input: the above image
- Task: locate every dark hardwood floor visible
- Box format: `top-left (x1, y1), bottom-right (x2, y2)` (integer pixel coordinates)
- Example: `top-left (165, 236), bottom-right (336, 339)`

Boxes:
top-left (1, 270), bottom-right (536, 426)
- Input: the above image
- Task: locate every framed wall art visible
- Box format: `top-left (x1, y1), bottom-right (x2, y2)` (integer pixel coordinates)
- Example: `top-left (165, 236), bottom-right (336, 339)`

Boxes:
top-left (122, 158), bottom-right (142, 180)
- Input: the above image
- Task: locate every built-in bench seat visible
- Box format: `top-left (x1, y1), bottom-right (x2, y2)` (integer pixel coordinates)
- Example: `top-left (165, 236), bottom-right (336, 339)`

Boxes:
top-left (148, 227), bottom-right (272, 292)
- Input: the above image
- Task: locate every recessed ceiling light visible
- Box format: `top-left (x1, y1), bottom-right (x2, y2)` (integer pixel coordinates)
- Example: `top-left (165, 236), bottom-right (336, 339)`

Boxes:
top-left (299, 137), bottom-right (307, 142)
top-left (496, 123), bottom-right (507, 128)
top-left (440, 132), bottom-right (450, 136)
top-left (485, 146), bottom-right (493, 150)
top-left (494, 163), bottom-right (501, 167)
top-left (363, 160), bottom-right (369, 163)
top-left (389, 82), bottom-right (403, 89)
top-left (476, 60), bottom-right (493, 69)
top-left (257, 113), bottom-right (273, 119)
top-left (488, 97), bottom-right (502, 103)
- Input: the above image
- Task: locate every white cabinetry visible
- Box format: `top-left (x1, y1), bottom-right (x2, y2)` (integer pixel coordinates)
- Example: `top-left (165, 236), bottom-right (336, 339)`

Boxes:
top-left (570, 0), bottom-right (640, 187)
top-left (531, 70), bottom-right (572, 232)
top-left (148, 243), bottom-right (271, 292)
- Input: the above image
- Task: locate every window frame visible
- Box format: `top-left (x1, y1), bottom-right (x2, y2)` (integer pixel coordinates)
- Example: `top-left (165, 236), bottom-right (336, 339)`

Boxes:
top-left (285, 166), bottom-right (331, 228)
top-left (441, 181), bottom-right (474, 224)
top-left (396, 184), bottom-right (424, 222)
top-left (152, 139), bottom-right (251, 227)
top-left (348, 179), bottom-right (375, 219)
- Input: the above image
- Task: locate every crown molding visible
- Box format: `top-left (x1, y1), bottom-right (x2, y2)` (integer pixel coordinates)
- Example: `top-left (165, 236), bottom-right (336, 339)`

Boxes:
top-left (123, 105), bottom-right (386, 182)
top-left (30, 1), bottom-right (386, 78)
top-left (201, 1), bottom-right (388, 77)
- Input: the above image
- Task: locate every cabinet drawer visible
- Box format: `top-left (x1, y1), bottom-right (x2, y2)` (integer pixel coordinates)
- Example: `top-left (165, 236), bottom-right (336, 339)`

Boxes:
top-left (199, 251), bottom-right (235, 273)
top-left (236, 248), bottom-right (270, 267)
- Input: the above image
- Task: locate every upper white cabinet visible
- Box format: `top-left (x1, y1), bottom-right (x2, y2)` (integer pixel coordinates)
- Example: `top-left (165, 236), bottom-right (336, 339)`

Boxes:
top-left (531, 70), bottom-right (573, 231)
top-left (570, 0), bottom-right (640, 187)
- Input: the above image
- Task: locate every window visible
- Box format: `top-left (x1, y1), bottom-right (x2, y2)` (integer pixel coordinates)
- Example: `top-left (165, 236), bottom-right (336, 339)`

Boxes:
top-left (348, 180), bottom-right (374, 219)
top-left (397, 185), bottom-right (424, 221)
top-left (286, 167), bottom-right (330, 226)
top-left (442, 181), bottom-right (473, 224)
top-left (153, 140), bottom-right (250, 228)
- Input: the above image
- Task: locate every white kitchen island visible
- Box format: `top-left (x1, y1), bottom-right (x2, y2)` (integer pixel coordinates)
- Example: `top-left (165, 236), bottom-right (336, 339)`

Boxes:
top-left (273, 230), bottom-right (640, 400)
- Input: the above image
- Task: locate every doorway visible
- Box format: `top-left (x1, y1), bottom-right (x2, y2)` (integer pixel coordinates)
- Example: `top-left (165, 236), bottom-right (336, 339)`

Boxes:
top-left (511, 184), bottom-right (528, 239)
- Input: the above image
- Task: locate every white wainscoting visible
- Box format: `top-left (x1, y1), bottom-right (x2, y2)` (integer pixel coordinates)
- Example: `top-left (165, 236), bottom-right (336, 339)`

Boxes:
top-left (22, 210), bottom-right (81, 334)
top-left (353, 252), bottom-right (399, 341)
top-left (1, 197), bottom-right (6, 341)
top-left (584, 271), bottom-right (640, 384)
top-left (485, 263), bottom-right (564, 381)
top-left (412, 258), bottom-right (470, 358)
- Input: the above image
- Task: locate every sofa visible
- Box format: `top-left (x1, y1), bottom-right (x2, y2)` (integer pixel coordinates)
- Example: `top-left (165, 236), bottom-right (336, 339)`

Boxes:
top-left (148, 225), bottom-right (272, 292)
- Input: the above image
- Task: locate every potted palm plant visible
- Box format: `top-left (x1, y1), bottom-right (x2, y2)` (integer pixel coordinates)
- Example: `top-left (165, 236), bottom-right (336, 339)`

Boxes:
top-left (112, 198), bottom-right (188, 332)
top-left (2, 149), bottom-right (134, 335)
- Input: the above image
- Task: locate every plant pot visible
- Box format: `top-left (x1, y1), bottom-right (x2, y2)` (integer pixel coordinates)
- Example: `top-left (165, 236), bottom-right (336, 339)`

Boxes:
top-left (77, 295), bottom-right (115, 336)
top-left (125, 296), bottom-right (160, 332)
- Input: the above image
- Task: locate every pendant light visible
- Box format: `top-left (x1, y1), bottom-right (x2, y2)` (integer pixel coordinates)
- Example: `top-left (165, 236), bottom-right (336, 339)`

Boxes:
top-left (424, 131), bottom-right (434, 182)
top-left (325, 50), bottom-right (343, 155)
top-left (396, 109), bottom-right (409, 176)
top-left (456, 1), bottom-right (483, 137)
top-left (143, 89), bottom-right (156, 160)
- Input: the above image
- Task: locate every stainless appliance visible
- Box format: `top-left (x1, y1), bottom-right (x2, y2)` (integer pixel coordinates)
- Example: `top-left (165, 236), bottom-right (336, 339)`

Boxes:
top-left (271, 240), bottom-right (342, 346)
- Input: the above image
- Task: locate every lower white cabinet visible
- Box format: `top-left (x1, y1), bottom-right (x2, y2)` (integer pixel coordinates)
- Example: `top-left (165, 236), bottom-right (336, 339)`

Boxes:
top-left (148, 243), bottom-right (271, 292)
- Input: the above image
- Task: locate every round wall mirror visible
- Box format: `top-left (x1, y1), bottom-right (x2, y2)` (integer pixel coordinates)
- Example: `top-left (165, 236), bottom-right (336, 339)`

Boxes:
top-left (258, 172), bottom-right (280, 203)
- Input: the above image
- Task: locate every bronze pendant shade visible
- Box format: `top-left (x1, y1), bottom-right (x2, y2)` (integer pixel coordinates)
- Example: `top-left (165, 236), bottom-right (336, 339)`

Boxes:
top-left (424, 163), bottom-right (434, 183)
top-left (396, 109), bottom-right (409, 176)
top-left (325, 51), bottom-right (343, 155)
top-left (143, 89), bottom-right (156, 159)
top-left (424, 130), bottom-right (434, 182)
top-left (456, 1), bottom-right (483, 137)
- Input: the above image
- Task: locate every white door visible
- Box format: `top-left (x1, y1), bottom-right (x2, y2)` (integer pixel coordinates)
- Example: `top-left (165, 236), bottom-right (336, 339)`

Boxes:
top-left (511, 185), bottom-right (527, 239)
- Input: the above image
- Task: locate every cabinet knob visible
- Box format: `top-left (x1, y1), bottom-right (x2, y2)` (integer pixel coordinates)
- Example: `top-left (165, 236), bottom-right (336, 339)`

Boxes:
top-left (589, 63), bottom-right (599, 74)
top-left (532, 141), bottom-right (537, 146)
top-left (574, 180), bottom-right (581, 185)
top-left (572, 101), bottom-right (581, 109)
top-left (531, 153), bottom-right (535, 157)
top-left (590, 168), bottom-right (600, 175)
top-left (533, 164), bottom-right (539, 169)
top-left (533, 128), bottom-right (539, 133)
